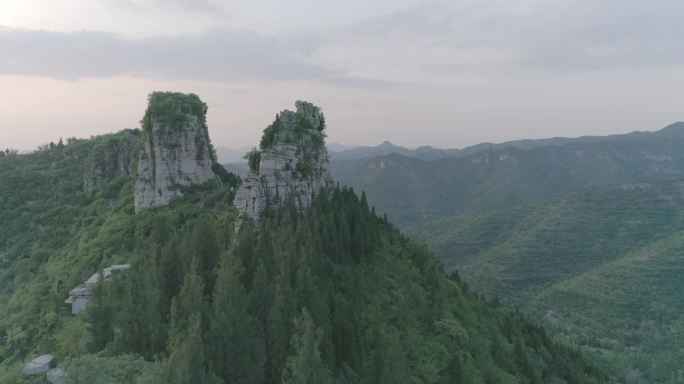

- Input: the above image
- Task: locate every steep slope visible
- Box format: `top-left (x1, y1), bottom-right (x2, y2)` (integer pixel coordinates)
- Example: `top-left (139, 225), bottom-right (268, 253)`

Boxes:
top-left (407, 181), bottom-right (684, 382)
top-left (234, 100), bottom-right (328, 223)
top-left (0, 130), bottom-right (144, 362)
top-left (532, 231), bottom-right (684, 383)
top-left (135, 92), bottom-right (218, 211)
top-left (0, 97), bottom-right (610, 383)
top-left (332, 123), bottom-right (684, 227)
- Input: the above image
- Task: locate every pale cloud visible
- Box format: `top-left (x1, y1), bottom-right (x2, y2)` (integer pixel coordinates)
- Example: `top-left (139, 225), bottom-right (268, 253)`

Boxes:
top-left (332, 0), bottom-right (684, 74)
top-left (108, 0), bottom-right (223, 13)
top-left (1, 0), bottom-right (683, 151)
top-left (0, 27), bottom-right (337, 82)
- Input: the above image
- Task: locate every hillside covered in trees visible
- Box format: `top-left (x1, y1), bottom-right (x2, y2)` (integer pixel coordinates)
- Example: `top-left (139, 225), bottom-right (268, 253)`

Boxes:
top-left (407, 181), bottom-right (684, 382)
top-left (0, 94), bottom-right (611, 383)
top-left (331, 123), bottom-right (684, 227)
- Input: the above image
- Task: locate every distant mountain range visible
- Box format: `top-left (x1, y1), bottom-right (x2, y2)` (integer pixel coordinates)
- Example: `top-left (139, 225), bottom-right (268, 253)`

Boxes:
top-left (329, 141), bottom-right (459, 161)
top-left (223, 121), bottom-right (684, 173)
top-left (322, 121), bottom-right (684, 382)
top-left (330, 122), bottom-right (684, 226)
top-left (215, 145), bottom-right (253, 163)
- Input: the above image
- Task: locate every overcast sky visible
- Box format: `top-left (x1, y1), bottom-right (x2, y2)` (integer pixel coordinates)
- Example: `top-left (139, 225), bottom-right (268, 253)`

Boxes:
top-left (1, 0), bottom-right (683, 150)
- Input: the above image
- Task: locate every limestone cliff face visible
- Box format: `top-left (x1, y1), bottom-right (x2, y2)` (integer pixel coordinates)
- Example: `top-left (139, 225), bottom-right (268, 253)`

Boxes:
top-left (134, 92), bottom-right (216, 212)
top-left (234, 101), bottom-right (328, 223)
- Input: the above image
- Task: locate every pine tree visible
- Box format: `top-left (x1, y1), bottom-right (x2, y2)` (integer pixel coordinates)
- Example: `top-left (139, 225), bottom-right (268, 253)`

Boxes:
top-left (248, 260), bottom-right (272, 326)
top-left (281, 308), bottom-right (333, 384)
top-left (330, 292), bottom-right (361, 372)
top-left (86, 279), bottom-right (116, 351)
top-left (156, 314), bottom-right (220, 384)
top-left (149, 217), bottom-right (179, 317)
top-left (168, 267), bottom-right (207, 347)
top-left (439, 353), bottom-right (466, 383)
top-left (191, 215), bottom-right (220, 295)
top-left (515, 338), bottom-right (539, 384)
top-left (267, 262), bottom-right (294, 383)
top-left (208, 251), bottom-right (266, 384)
top-left (116, 249), bottom-right (165, 359)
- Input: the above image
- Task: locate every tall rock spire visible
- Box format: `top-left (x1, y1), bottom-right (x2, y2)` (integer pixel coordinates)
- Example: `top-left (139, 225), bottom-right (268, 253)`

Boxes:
top-left (234, 100), bottom-right (328, 224)
top-left (134, 92), bottom-right (217, 212)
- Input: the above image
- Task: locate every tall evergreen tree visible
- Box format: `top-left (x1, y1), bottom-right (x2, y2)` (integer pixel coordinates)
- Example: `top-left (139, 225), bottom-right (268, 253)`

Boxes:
top-left (156, 314), bottom-right (220, 384)
top-left (191, 215), bottom-right (220, 295)
top-left (116, 249), bottom-right (165, 359)
top-left (267, 261), bottom-right (295, 383)
top-left (86, 278), bottom-right (117, 351)
top-left (281, 308), bottom-right (333, 384)
top-left (208, 251), bottom-right (266, 384)
top-left (168, 267), bottom-right (207, 347)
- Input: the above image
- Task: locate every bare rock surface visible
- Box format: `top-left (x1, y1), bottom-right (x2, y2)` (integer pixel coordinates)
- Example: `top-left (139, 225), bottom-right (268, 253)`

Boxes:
top-left (23, 354), bottom-right (55, 375)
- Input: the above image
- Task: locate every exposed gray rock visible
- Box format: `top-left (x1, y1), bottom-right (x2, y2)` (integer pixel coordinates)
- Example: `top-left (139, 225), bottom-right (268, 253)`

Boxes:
top-left (47, 368), bottom-right (66, 384)
top-left (65, 287), bottom-right (92, 315)
top-left (23, 354), bottom-right (55, 375)
top-left (65, 264), bottom-right (130, 315)
top-left (134, 93), bottom-right (216, 212)
top-left (234, 101), bottom-right (328, 224)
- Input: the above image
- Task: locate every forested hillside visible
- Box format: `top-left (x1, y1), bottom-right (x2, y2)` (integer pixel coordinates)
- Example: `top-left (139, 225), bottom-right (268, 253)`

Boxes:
top-left (0, 123), bottom-right (610, 382)
top-left (332, 123), bottom-right (684, 227)
top-left (407, 181), bottom-right (684, 382)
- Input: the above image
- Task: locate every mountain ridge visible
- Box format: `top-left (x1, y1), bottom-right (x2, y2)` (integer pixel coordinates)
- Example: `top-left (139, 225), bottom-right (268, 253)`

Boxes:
top-left (332, 122), bottom-right (684, 227)
top-left (0, 94), bottom-right (611, 383)
top-left (406, 179), bottom-right (684, 382)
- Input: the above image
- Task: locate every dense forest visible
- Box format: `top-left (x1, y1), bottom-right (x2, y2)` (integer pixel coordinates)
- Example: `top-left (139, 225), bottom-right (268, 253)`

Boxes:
top-left (331, 123), bottom-right (684, 227)
top-left (408, 181), bottom-right (684, 382)
top-left (0, 128), bottom-right (611, 383)
top-left (331, 123), bottom-right (684, 382)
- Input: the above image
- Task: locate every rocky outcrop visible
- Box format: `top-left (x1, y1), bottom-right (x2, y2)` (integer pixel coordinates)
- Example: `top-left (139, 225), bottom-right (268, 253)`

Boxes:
top-left (134, 92), bottom-right (217, 212)
top-left (234, 101), bottom-right (328, 224)
top-left (65, 264), bottom-right (129, 315)
top-left (83, 130), bottom-right (139, 191)
top-left (23, 355), bottom-right (55, 375)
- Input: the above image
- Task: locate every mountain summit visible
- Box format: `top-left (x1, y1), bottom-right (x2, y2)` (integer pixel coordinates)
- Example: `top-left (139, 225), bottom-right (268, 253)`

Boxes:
top-left (234, 100), bottom-right (328, 223)
top-left (134, 92), bottom-right (217, 212)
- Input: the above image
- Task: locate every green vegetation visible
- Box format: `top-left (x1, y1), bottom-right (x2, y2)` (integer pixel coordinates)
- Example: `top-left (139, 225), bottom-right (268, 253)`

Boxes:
top-left (260, 115), bottom-right (282, 150)
top-left (141, 92), bottom-right (207, 133)
top-left (295, 158), bottom-right (313, 178)
top-left (244, 148), bottom-right (262, 174)
top-left (1, 148), bottom-right (20, 157)
top-left (407, 181), bottom-right (684, 382)
top-left (141, 92), bottom-right (217, 162)
top-left (332, 124), bottom-right (684, 227)
top-left (327, 124), bottom-right (684, 383)
top-left (259, 111), bottom-right (326, 152)
top-left (81, 187), bottom-right (609, 383)
top-left (0, 131), bottom-right (236, 382)
top-left (0, 133), bottom-right (609, 383)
